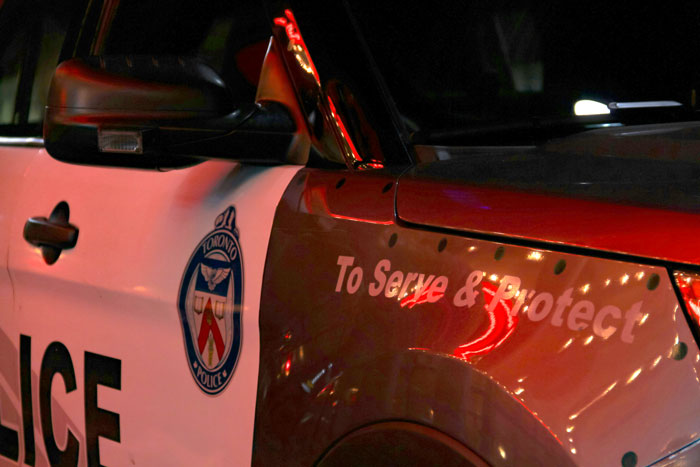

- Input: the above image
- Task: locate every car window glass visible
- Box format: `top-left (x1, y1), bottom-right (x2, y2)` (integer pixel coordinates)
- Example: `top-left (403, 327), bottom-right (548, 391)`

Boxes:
top-left (0, 0), bottom-right (80, 134)
top-left (0, 0), bottom-right (32, 126)
top-left (102, 1), bottom-right (270, 103)
top-left (0, 24), bottom-right (23, 124)
top-left (350, 0), bottom-right (700, 145)
top-left (29, 10), bottom-right (72, 123)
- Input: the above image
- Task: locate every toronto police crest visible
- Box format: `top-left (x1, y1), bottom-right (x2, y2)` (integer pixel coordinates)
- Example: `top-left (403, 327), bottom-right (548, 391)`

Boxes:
top-left (177, 206), bottom-right (243, 395)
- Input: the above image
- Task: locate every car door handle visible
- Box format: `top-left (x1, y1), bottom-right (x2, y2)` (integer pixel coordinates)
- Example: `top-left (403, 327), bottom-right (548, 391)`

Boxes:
top-left (23, 201), bottom-right (79, 264)
top-left (23, 217), bottom-right (78, 249)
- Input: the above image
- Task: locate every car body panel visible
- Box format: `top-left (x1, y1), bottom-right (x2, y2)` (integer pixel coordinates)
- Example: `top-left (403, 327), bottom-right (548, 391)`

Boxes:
top-left (1, 1), bottom-right (700, 465)
top-left (403, 133), bottom-right (700, 264)
top-left (0, 147), bottom-right (40, 466)
top-left (2, 149), bottom-right (301, 466)
top-left (254, 168), bottom-right (700, 467)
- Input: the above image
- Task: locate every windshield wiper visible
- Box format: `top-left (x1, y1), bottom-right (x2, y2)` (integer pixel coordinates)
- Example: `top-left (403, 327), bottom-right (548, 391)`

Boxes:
top-left (609, 100), bottom-right (683, 110)
top-left (414, 114), bottom-right (615, 145)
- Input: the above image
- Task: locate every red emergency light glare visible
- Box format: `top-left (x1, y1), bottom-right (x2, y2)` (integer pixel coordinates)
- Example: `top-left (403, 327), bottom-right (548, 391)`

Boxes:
top-left (327, 96), bottom-right (363, 162)
top-left (454, 281), bottom-right (518, 361)
top-left (273, 8), bottom-right (361, 165)
top-left (360, 161), bottom-right (385, 170)
top-left (284, 355), bottom-right (292, 376)
top-left (400, 288), bottom-right (445, 308)
top-left (303, 184), bottom-right (393, 224)
top-left (674, 271), bottom-right (700, 327)
top-left (273, 9), bottom-right (320, 83)
top-left (281, 9), bottom-right (302, 42)
top-left (273, 10), bottom-right (300, 42)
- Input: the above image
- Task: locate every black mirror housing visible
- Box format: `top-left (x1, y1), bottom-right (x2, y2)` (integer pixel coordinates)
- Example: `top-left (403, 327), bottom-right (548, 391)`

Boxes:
top-left (44, 54), bottom-right (302, 169)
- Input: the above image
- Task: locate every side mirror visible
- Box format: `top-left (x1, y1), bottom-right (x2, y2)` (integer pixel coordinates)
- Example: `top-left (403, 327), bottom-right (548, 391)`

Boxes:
top-left (44, 54), bottom-right (304, 169)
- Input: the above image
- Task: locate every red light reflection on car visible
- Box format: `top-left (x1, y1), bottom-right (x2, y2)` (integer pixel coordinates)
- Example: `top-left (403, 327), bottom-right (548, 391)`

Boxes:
top-left (360, 161), bottom-right (385, 170)
top-left (454, 281), bottom-right (519, 361)
top-left (273, 9), bottom-right (320, 84)
top-left (274, 9), bottom-right (363, 164)
top-left (303, 183), bottom-right (393, 225)
top-left (511, 393), bottom-right (564, 446)
top-left (283, 355), bottom-right (292, 376)
top-left (400, 288), bottom-right (445, 309)
top-left (675, 271), bottom-right (700, 325)
top-left (327, 96), bottom-right (363, 163)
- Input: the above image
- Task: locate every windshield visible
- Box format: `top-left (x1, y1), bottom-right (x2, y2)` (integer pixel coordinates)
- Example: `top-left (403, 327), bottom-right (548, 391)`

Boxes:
top-left (350, 1), bottom-right (700, 145)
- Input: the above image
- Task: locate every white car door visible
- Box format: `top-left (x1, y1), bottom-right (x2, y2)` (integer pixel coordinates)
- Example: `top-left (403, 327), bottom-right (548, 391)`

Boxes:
top-left (8, 153), bottom-right (300, 466)
top-left (0, 145), bottom-right (40, 466)
top-left (0, 0), bottom-right (88, 463)
top-left (0, 1), bottom-right (304, 465)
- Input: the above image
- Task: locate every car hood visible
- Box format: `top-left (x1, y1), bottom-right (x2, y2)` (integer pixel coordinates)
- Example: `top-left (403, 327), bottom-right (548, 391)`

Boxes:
top-left (397, 121), bottom-right (700, 264)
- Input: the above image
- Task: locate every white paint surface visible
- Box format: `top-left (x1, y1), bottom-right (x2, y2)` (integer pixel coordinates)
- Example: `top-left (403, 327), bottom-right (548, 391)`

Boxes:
top-left (3, 149), bottom-right (300, 466)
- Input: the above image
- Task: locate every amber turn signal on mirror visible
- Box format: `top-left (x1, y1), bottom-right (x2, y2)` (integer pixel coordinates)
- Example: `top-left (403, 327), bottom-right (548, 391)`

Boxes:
top-left (98, 129), bottom-right (143, 154)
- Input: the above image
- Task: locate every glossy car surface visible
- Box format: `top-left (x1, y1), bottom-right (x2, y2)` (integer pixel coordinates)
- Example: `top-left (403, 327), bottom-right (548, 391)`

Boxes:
top-left (1, 1), bottom-right (700, 467)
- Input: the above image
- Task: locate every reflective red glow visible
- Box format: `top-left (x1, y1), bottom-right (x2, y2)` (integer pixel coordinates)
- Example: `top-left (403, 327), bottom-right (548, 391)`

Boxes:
top-left (674, 271), bottom-right (700, 326)
top-left (317, 381), bottom-right (335, 397)
top-left (398, 179), bottom-right (700, 265)
top-left (273, 15), bottom-right (301, 43)
top-left (273, 9), bottom-right (320, 83)
top-left (327, 96), bottom-right (363, 162)
top-left (511, 393), bottom-right (564, 446)
top-left (360, 161), bottom-right (385, 170)
top-left (327, 212), bottom-right (393, 225)
top-left (303, 179), bottom-right (393, 225)
top-left (400, 288), bottom-right (445, 308)
top-left (284, 355), bottom-right (292, 376)
top-left (273, 8), bottom-right (368, 166)
top-left (454, 281), bottom-right (519, 361)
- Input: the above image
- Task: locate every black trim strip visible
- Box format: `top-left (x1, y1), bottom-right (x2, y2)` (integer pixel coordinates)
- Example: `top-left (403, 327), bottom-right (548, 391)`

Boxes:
top-left (395, 215), bottom-right (700, 272)
top-left (668, 268), bottom-right (700, 353)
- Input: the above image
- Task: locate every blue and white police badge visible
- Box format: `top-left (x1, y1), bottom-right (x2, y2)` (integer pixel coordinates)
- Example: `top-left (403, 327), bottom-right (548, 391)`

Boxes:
top-left (177, 206), bottom-right (243, 395)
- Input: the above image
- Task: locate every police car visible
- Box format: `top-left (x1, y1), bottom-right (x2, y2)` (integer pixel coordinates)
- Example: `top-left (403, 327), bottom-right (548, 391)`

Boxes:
top-left (1, 0), bottom-right (700, 466)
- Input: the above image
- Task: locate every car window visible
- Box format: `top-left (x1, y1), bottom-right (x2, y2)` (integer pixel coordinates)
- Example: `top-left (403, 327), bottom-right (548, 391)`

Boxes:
top-left (349, 0), bottom-right (700, 146)
top-left (101, 0), bottom-right (270, 104)
top-left (28, 7), bottom-right (73, 123)
top-left (0, 13), bottom-right (24, 125)
top-left (278, 2), bottom-right (415, 167)
top-left (0, 0), bottom-right (83, 135)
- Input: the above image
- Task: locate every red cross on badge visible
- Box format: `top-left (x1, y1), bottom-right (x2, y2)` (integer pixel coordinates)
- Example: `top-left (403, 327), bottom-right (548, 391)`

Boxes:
top-left (197, 298), bottom-right (225, 364)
